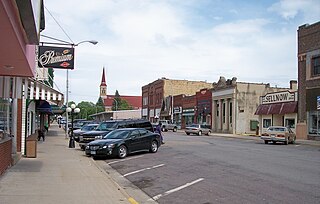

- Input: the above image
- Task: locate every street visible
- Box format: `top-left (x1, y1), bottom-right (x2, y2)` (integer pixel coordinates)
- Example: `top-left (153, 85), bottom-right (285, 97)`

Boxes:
top-left (102, 131), bottom-right (320, 204)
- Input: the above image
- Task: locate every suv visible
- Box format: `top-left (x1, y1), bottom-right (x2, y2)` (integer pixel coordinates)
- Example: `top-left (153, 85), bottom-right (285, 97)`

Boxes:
top-left (159, 120), bottom-right (178, 132)
top-left (78, 119), bottom-right (153, 150)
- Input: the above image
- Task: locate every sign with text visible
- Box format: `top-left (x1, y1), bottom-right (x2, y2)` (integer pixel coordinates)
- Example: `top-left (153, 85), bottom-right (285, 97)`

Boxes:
top-left (38, 46), bottom-right (75, 69)
top-left (262, 91), bottom-right (295, 104)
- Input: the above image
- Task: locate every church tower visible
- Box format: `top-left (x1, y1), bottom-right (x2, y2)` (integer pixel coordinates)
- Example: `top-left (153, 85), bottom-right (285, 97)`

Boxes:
top-left (100, 67), bottom-right (107, 99)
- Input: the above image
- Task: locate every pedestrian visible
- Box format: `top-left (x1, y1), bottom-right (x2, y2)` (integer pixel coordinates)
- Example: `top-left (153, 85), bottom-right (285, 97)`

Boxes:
top-left (155, 122), bottom-right (165, 144)
top-left (37, 129), bottom-right (45, 141)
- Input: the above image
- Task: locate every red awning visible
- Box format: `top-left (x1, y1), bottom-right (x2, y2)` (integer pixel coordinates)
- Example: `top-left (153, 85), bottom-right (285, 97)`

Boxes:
top-left (255, 101), bottom-right (297, 115)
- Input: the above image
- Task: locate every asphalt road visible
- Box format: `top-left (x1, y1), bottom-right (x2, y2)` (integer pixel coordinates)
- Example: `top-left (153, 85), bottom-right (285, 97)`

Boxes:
top-left (104, 131), bottom-right (320, 204)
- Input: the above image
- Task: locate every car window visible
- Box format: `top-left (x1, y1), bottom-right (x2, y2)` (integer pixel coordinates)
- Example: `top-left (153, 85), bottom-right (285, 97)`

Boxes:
top-left (130, 130), bottom-right (140, 138)
top-left (139, 129), bottom-right (148, 136)
top-left (104, 130), bottom-right (130, 139)
top-left (97, 122), bottom-right (117, 131)
top-left (190, 124), bottom-right (199, 128)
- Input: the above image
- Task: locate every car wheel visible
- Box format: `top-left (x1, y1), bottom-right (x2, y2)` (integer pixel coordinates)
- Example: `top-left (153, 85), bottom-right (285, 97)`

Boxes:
top-left (149, 140), bottom-right (158, 153)
top-left (118, 145), bottom-right (127, 159)
top-left (198, 131), bottom-right (202, 136)
top-left (284, 140), bottom-right (288, 145)
top-left (206, 131), bottom-right (211, 136)
top-left (173, 127), bottom-right (177, 132)
top-left (186, 132), bottom-right (190, 135)
top-left (264, 140), bottom-right (269, 144)
top-left (161, 127), bottom-right (165, 132)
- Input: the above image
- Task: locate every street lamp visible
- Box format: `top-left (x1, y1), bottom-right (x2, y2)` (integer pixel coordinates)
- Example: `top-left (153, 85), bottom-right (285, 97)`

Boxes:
top-left (65, 40), bottom-right (98, 138)
top-left (66, 104), bottom-right (80, 148)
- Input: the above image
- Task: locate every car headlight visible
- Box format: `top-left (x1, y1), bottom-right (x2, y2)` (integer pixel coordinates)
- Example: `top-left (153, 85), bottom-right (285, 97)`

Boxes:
top-left (103, 144), bottom-right (115, 149)
top-left (85, 146), bottom-right (89, 149)
top-left (95, 135), bottom-right (103, 140)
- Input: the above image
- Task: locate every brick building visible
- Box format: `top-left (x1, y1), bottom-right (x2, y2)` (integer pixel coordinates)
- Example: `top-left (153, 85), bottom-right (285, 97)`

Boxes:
top-left (297, 21), bottom-right (320, 140)
top-left (142, 78), bottom-right (213, 122)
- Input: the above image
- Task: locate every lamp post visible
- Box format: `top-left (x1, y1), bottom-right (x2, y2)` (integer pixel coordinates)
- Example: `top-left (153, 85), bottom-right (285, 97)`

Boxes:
top-left (66, 104), bottom-right (80, 148)
top-left (65, 40), bottom-right (98, 138)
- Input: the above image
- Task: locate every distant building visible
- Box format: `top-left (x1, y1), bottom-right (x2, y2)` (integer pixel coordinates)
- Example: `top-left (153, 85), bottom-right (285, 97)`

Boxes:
top-left (142, 77), bottom-right (213, 122)
top-left (212, 77), bottom-right (288, 135)
top-left (297, 21), bottom-right (320, 140)
top-left (99, 68), bottom-right (142, 111)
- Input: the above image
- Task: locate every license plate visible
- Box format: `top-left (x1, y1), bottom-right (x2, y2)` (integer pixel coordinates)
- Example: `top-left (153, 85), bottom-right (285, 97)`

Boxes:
top-left (91, 151), bottom-right (96, 155)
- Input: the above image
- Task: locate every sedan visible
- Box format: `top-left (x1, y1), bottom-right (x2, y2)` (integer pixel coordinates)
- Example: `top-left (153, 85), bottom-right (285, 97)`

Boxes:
top-left (261, 126), bottom-right (296, 145)
top-left (85, 128), bottom-right (161, 159)
top-left (185, 124), bottom-right (211, 136)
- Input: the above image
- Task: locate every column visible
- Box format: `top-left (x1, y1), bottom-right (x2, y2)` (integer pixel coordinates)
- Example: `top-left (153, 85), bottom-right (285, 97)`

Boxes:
top-left (219, 99), bottom-right (223, 131)
top-left (226, 98), bottom-right (230, 132)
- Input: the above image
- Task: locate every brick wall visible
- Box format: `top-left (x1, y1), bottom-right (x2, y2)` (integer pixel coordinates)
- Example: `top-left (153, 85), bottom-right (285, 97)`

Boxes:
top-left (0, 138), bottom-right (12, 175)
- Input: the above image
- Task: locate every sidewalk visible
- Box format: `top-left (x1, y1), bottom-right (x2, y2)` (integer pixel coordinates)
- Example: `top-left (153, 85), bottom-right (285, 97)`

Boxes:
top-left (0, 123), bottom-right (149, 204)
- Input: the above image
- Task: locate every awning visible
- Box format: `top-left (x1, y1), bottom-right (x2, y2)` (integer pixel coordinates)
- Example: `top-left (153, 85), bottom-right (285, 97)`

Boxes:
top-left (255, 101), bottom-right (298, 115)
top-left (37, 100), bottom-right (53, 114)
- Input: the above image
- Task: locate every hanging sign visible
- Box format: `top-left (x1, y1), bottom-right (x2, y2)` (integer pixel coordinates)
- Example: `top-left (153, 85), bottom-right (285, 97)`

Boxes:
top-left (38, 46), bottom-right (75, 69)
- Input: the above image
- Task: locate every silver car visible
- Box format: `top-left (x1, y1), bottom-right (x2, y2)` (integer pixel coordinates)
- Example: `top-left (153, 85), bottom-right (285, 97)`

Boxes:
top-left (261, 126), bottom-right (296, 145)
top-left (185, 124), bottom-right (211, 136)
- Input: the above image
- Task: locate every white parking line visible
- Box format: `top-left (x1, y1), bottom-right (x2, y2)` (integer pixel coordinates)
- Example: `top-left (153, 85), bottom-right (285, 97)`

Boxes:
top-left (107, 155), bottom-right (144, 165)
top-left (150, 178), bottom-right (204, 201)
top-left (123, 164), bottom-right (165, 177)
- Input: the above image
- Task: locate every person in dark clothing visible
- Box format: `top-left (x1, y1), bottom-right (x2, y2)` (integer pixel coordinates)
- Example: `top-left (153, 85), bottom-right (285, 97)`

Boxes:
top-left (38, 129), bottom-right (45, 141)
top-left (155, 122), bottom-right (165, 144)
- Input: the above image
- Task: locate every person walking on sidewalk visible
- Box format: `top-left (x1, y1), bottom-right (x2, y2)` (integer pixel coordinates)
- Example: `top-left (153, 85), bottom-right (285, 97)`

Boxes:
top-left (155, 122), bottom-right (165, 144)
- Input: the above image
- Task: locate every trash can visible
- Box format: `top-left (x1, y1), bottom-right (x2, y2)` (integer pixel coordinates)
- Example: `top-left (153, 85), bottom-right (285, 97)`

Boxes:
top-left (26, 133), bottom-right (37, 158)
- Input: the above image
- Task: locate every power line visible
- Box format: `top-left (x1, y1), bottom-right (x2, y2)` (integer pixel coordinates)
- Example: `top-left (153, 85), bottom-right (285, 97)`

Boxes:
top-left (44, 6), bottom-right (74, 44)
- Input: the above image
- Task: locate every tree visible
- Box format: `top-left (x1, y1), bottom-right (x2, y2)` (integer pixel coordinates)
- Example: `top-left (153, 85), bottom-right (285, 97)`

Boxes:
top-left (77, 101), bottom-right (96, 120)
top-left (96, 97), bottom-right (105, 113)
top-left (112, 90), bottom-right (133, 111)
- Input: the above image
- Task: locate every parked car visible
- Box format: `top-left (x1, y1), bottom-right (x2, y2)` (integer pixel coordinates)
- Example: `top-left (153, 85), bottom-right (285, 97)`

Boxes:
top-left (74, 123), bottom-right (99, 144)
top-left (159, 120), bottom-right (178, 132)
top-left (185, 124), bottom-right (211, 136)
top-left (261, 126), bottom-right (296, 145)
top-left (78, 119), bottom-right (153, 150)
top-left (85, 128), bottom-right (161, 159)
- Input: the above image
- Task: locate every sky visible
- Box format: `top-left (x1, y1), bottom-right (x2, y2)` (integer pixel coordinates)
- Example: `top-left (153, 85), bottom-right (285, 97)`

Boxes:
top-left (41, 0), bottom-right (320, 104)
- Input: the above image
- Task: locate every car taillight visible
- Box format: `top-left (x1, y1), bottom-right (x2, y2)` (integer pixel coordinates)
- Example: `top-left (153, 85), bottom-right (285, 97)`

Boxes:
top-left (277, 134), bottom-right (285, 137)
top-left (192, 128), bottom-right (197, 130)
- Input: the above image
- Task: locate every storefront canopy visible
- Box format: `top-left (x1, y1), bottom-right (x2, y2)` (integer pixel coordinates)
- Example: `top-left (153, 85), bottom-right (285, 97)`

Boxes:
top-left (255, 101), bottom-right (298, 115)
top-left (37, 100), bottom-right (53, 114)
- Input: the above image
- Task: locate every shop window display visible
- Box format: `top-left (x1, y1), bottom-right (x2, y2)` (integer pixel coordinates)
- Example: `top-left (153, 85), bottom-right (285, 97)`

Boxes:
top-left (309, 111), bottom-right (320, 136)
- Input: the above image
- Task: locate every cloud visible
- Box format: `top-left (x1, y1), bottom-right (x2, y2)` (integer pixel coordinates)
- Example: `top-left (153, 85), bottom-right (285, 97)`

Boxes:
top-left (43, 0), bottom-right (315, 103)
top-left (269, 0), bottom-right (320, 21)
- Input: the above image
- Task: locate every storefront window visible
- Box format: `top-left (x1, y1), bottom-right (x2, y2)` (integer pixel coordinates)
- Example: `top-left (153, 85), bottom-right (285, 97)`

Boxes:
top-left (285, 119), bottom-right (295, 128)
top-left (263, 119), bottom-right (271, 128)
top-left (309, 111), bottom-right (320, 136)
top-left (0, 98), bottom-right (12, 140)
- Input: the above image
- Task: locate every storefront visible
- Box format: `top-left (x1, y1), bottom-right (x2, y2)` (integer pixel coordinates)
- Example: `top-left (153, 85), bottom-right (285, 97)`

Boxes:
top-left (255, 91), bottom-right (298, 133)
top-left (182, 108), bottom-right (195, 128)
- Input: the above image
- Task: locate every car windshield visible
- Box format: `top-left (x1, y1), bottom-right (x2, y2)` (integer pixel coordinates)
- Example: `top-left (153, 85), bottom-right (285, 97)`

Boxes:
top-left (103, 130), bottom-right (130, 139)
top-left (81, 125), bottom-right (97, 131)
top-left (96, 122), bottom-right (117, 131)
top-left (269, 127), bottom-right (286, 132)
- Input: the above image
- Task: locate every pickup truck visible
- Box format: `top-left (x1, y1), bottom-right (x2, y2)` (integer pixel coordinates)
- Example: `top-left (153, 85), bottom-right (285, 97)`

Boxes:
top-left (159, 120), bottom-right (178, 132)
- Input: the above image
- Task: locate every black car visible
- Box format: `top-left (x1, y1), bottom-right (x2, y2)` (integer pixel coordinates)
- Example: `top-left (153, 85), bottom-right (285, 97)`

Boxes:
top-left (74, 124), bottom-right (99, 143)
top-left (85, 128), bottom-right (160, 159)
top-left (78, 119), bottom-right (153, 150)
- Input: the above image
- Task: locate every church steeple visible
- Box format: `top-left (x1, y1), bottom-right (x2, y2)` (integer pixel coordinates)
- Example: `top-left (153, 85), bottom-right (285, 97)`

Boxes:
top-left (100, 67), bottom-right (107, 98)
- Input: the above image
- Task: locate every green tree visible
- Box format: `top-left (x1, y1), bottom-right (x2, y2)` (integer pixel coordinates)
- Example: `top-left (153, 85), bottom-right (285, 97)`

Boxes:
top-left (112, 90), bottom-right (133, 111)
top-left (77, 101), bottom-right (96, 120)
top-left (96, 97), bottom-right (105, 113)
